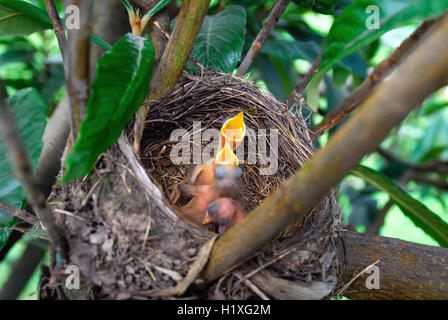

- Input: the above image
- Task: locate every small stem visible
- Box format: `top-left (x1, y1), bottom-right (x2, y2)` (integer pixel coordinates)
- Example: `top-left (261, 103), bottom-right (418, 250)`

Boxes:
top-left (236, 0), bottom-right (290, 77)
top-left (0, 201), bottom-right (40, 226)
top-left (286, 50), bottom-right (322, 107)
top-left (377, 147), bottom-right (448, 174)
top-left (44, 0), bottom-right (68, 66)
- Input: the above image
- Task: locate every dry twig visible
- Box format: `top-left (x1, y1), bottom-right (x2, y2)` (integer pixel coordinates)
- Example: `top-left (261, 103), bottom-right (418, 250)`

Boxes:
top-left (236, 0), bottom-right (290, 77)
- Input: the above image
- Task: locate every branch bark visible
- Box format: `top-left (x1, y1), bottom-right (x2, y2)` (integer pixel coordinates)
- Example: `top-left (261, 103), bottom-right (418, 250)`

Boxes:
top-left (340, 230), bottom-right (448, 299)
top-left (201, 15), bottom-right (448, 283)
top-left (66, 0), bottom-right (93, 140)
top-left (0, 201), bottom-right (39, 226)
top-left (44, 0), bottom-right (67, 65)
top-left (236, 0), bottom-right (290, 77)
top-left (313, 17), bottom-right (439, 133)
top-left (133, 0), bottom-right (211, 154)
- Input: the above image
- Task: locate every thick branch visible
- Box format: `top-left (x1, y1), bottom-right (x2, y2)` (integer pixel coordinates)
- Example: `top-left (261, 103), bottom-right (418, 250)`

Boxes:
top-left (314, 17), bottom-right (439, 133)
top-left (133, 0), bottom-right (210, 153)
top-left (201, 15), bottom-right (448, 283)
top-left (236, 0), bottom-right (290, 77)
top-left (149, 0), bottom-right (210, 98)
top-left (66, 0), bottom-right (93, 140)
top-left (0, 86), bottom-right (68, 259)
top-left (340, 230), bottom-right (448, 299)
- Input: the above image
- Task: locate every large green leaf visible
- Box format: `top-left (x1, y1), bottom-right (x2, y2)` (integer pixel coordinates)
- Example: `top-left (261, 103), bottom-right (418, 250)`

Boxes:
top-left (62, 34), bottom-right (154, 182)
top-left (306, 0), bottom-right (448, 111)
top-left (0, 0), bottom-right (52, 37)
top-left (0, 88), bottom-right (47, 250)
top-left (189, 5), bottom-right (246, 73)
top-left (261, 39), bottom-right (320, 63)
top-left (351, 165), bottom-right (448, 247)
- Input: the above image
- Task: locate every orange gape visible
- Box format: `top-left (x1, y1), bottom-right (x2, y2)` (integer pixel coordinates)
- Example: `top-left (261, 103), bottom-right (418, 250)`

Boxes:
top-left (174, 112), bottom-right (247, 233)
top-left (219, 112), bottom-right (246, 151)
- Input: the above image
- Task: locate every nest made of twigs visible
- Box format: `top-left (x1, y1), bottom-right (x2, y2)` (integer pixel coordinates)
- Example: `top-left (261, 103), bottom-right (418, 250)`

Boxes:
top-left (49, 71), bottom-right (341, 300)
top-left (138, 72), bottom-right (314, 212)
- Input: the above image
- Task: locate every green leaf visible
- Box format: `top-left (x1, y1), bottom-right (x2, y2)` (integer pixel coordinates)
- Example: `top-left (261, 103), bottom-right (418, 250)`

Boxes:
top-left (0, 0), bottom-right (52, 37)
top-left (0, 49), bottom-right (34, 65)
top-left (306, 0), bottom-right (448, 111)
top-left (62, 34), bottom-right (154, 182)
top-left (0, 88), bottom-right (46, 250)
top-left (419, 146), bottom-right (447, 163)
top-left (91, 32), bottom-right (112, 50)
top-left (261, 39), bottom-right (320, 62)
top-left (143, 0), bottom-right (171, 20)
top-left (351, 165), bottom-right (448, 247)
top-left (189, 5), bottom-right (246, 73)
top-left (121, 0), bottom-right (133, 11)
top-left (423, 101), bottom-right (448, 116)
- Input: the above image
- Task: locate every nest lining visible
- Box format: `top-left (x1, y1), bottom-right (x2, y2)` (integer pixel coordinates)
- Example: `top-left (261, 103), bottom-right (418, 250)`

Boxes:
top-left (49, 71), bottom-right (342, 300)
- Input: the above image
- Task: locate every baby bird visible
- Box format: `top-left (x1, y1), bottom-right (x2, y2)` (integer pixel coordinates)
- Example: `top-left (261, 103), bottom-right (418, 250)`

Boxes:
top-left (176, 184), bottom-right (219, 227)
top-left (175, 165), bottom-right (244, 229)
top-left (202, 197), bottom-right (246, 233)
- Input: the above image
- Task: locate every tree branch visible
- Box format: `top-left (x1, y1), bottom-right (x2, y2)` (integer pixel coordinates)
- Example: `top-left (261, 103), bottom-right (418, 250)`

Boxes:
top-left (66, 0), bottom-right (93, 140)
top-left (286, 50), bottom-right (322, 107)
top-left (0, 86), bottom-right (68, 260)
top-left (340, 230), bottom-right (448, 299)
top-left (377, 147), bottom-right (448, 174)
top-left (403, 172), bottom-right (448, 191)
top-left (365, 200), bottom-right (393, 235)
top-left (0, 201), bottom-right (39, 226)
top-left (236, 0), bottom-right (290, 77)
top-left (201, 15), bottom-right (448, 283)
top-left (313, 17), bottom-right (440, 133)
top-left (44, 0), bottom-right (68, 65)
top-left (133, 0), bottom-right (211, 154)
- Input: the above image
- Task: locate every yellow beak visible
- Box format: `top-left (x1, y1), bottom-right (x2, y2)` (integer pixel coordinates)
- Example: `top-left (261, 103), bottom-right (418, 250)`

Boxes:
top-left (220, 112), bottom-right (246, 151)
top-left (215, 141), bottom-right (239, 166)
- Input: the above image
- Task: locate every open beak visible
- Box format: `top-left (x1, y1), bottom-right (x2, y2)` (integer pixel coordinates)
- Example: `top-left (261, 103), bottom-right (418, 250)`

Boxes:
top-left (215, 141), bottom-right (239, 166)
top-left (202, 211), bottom-right (215, 225)
top-left (220, 112), bottom-right (246, 151)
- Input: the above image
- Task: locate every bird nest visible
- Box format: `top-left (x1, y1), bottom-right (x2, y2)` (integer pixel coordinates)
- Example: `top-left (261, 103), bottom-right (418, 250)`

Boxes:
top-left (48, 72), bottom-right (342, 300)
